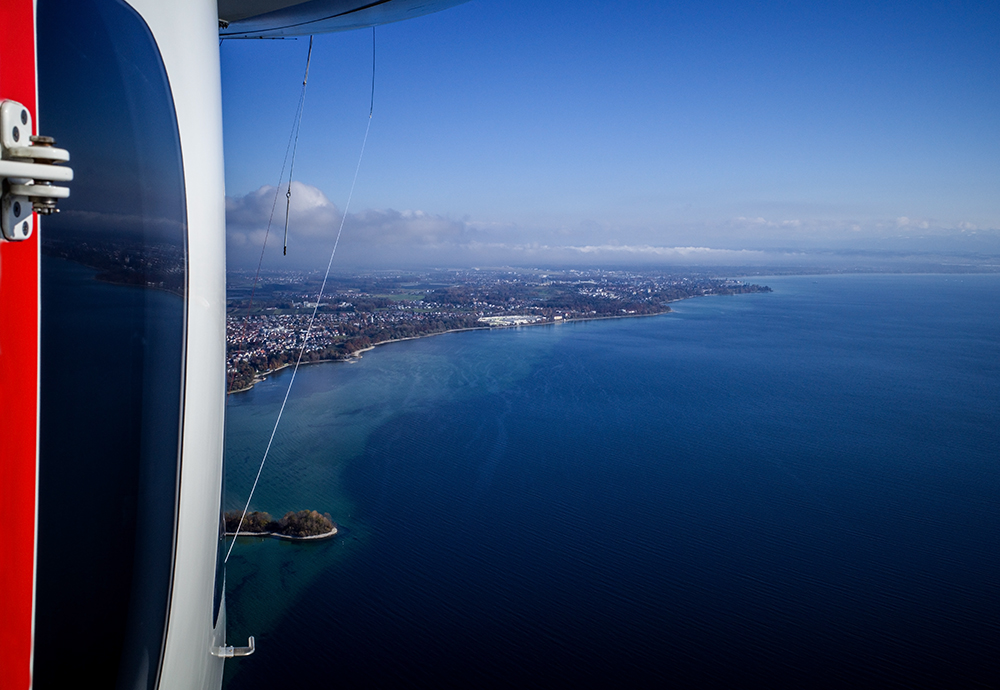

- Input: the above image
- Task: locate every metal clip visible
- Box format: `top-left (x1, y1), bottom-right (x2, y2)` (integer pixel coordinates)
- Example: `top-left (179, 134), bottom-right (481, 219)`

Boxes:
top-left (211, 636), bottom-right (255, 658)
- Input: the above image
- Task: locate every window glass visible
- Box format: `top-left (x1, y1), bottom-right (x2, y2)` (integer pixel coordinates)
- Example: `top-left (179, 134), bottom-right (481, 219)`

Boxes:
top-left (35, 1), bottom-right (187, 688)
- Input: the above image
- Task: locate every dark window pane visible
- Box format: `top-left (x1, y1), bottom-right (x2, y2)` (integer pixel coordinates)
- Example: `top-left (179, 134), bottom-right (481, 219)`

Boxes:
top-left (35, 1), bottom-right (187, 688)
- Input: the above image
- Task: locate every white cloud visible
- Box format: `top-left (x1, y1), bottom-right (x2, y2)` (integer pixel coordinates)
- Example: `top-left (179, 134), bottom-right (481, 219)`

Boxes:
top-left (895, 216), bottom-right (930, 229)
top-left (226, 183), bottom-right (470, 269)
top-left (567, 244), bottom-right (767, 259)
top-left (226, 182), bottom-right (340, 241)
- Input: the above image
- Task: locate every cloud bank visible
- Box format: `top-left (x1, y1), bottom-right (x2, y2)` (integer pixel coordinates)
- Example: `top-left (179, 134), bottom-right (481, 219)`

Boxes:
top-left (226, 183), bottom-right (1000, 271)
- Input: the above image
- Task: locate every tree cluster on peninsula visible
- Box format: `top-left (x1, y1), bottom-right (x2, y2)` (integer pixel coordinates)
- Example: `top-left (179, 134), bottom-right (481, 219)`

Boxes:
top-left (224, 509), bottom-right (335, 538)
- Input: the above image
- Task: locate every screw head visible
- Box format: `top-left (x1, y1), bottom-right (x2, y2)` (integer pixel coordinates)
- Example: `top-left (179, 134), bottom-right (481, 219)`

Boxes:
top-left (20, 109), bottom-right (28, 125)
top-left (21, 221), bottom-right (29, 237)
top-left (13, 201), bottom-right (21, 217)
top-left (12, 126), bottom-right (19, 142)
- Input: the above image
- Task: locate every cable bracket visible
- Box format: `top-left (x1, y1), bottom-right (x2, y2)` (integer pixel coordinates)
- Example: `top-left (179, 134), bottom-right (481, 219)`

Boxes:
top-left (1, 100), bottom-right (73, 241)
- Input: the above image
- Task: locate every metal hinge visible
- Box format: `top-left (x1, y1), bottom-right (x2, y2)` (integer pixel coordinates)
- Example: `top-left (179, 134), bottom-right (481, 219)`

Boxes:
top-left (0, 99), bottom-right (73, 241)
top-left (211, 636), bottom-right (255, 658)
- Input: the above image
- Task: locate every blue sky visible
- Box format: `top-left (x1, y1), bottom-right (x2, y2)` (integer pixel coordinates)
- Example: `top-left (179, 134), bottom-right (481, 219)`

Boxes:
top-left (221, 0), bottom-right (1000, 269)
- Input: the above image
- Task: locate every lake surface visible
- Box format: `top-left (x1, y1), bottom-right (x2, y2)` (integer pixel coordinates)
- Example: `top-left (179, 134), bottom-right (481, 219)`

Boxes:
top-left (222, 274), bottom-right (1000, 688)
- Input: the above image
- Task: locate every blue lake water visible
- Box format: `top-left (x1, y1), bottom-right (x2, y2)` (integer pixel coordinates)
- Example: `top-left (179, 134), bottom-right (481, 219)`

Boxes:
top-left (222, 274), bottom-right (1000, 688)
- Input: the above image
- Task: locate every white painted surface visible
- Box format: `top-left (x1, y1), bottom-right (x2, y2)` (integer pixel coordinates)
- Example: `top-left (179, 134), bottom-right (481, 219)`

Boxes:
top-left (124, 1), bottom-right (227, 688)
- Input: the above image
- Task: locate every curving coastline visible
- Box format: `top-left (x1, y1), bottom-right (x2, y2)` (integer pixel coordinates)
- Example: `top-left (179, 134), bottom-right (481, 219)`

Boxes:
top-left (225, 525), bottom-right (338, 541)
top-left (226, 274), bottom-right (773, 394)
top-left (227, 311), bottom-right (670, 394)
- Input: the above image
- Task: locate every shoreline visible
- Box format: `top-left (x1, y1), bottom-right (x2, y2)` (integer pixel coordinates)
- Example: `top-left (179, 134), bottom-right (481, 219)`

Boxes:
top-left (228, 307), bottom-right (680, 395)
top-left (224, 525), bottom-right (338, 541)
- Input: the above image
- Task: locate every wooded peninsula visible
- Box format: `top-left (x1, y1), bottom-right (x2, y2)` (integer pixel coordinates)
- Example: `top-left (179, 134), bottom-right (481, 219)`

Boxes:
top-left (225, 510), bottom-right (337, 540)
